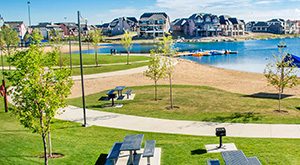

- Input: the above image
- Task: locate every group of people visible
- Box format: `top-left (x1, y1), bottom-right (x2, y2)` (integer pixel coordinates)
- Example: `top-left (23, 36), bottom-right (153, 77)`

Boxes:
top-left (110, 49), bottom-right (117, 55)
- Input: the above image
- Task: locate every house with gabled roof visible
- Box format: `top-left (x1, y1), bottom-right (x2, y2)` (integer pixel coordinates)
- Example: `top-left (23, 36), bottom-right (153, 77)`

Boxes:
top-left (108, 17), bottom-right (138, 36)
top-left (187, 13), bottom-right (222, 37)
top-left (172, 18), bottom-right (189, 35)
top-left (251, 22), bottom-right (269, 32)
top-left (3, 21), bottom-right (27, 39)
top-left (138, 12), bottom-right (171, 37)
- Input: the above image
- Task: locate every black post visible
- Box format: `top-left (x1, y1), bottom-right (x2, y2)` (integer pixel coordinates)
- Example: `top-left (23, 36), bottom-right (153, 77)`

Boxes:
top-left (78, 11), bottom-right (87, 127)
top-left (219, 136), bottom-right (223, 148)
top-left (69, 28), bottom-right (72, 70)
top-left (3, 79), bottom-right (8, 112)
top-left (27, 1), bottom-right (31, 29)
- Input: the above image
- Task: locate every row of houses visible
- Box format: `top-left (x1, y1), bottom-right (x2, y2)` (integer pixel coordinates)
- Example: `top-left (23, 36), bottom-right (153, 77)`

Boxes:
top-left (3, 13), bottom-right (300, 41)
top-left (246, 19), bottom-right (300, 34)
top-left (98, 12), bottom-right (244, 38)
top-left (172, 14), bottom-right (245, 37)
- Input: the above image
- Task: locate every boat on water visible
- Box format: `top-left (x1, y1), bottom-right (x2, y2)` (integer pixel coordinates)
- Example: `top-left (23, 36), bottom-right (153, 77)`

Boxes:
top-left (278, 44), bottom-right (287, 48)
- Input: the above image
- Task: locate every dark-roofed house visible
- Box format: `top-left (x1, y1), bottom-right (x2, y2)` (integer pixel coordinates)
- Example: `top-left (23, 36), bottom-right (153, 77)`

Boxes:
top-left (252, 21), bottom-right (269, 32)
top-left (108, 17), bottom-right (138, 36)
top-left (267, 18), bottom-right (286, 34)
top-left (219, 15), bottom-right (245, 36)
top-left (245, 21), bottom-right (256, 31)
top-left (187, 13), bottom-right (222, 37)
top-left (172, 18), bottom-right (189, 35)
top-left (138, 12), bottom-right (171, 37)
top-left (95, 23), bottom-right (110, 36)
top-left (3, 21), bottom-right (27, 39)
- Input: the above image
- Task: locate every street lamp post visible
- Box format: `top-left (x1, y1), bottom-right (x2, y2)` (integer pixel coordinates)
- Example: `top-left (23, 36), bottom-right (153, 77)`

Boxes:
top-left (64, 17), bottom-right (72, 70)
top-left (0, 15), bottom-right (8, 113)
top-left (78, 11), bottom-right (87, 127)
top-left (27, 1), bottom-right (31, 30)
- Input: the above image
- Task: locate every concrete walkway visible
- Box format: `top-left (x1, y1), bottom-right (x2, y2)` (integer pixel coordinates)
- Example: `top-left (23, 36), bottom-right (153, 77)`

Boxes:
top-left (55, 105), bottom-right (300, 139)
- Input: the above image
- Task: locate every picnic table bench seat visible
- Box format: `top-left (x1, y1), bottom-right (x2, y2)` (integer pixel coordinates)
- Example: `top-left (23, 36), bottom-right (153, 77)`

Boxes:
top-left (106, 142), bottom-right (122, 165)
top-left (106, 90), bottom-right (115, 95)
top-left (206, 159), bottom-right (220, 165)
top-left (143, 140), bottom-right (156, 165)
top-left (125, 89), bottom-right (133, 99)
top-left (247, 157), bottom-right (262, 165)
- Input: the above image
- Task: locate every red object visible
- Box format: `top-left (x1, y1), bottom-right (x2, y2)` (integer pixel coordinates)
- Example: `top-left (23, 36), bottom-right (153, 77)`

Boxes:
top-left (0, 85), bottom-right (5, 96)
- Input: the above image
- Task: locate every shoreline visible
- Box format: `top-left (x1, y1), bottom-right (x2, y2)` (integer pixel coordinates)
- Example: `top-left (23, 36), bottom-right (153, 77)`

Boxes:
top-left (69, 58), bottom-right (300, 99)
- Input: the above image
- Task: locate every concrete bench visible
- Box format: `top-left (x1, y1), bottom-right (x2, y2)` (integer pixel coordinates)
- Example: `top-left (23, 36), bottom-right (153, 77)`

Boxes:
top-left (247, 157), bottom-right (262, 165)
top-left (106, 142), bottom-right (122, 165)
top-left (206, 159), bottom-right (220, 165)
top-left (125, 89), bottom-right (133, 99)
top-left (143, 140), bottom-right (156, 165)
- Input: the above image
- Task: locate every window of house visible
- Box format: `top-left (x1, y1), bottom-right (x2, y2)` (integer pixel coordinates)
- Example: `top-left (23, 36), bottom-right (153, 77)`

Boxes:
top-left (206, 17), bottom-right (211, 22)
top-left (214, 18), bottom-right (218, 23)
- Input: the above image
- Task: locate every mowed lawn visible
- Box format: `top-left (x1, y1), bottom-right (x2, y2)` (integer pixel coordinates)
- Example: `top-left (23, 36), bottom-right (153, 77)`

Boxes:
top-left (67, 85), bottom-right (300, 124)
top-left (1, 107), bottom-right (300, 165)
top-left (0, 53), bottom-right (150, 67)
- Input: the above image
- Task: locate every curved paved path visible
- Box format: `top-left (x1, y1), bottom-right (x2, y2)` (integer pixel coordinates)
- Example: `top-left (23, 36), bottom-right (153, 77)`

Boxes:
top-left (55, 105), bottom-right (300, 139)
top-left (6, 60), bottom-right (300, 139)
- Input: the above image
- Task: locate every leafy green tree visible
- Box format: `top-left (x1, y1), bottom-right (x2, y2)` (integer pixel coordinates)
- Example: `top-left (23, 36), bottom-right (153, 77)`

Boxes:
top-left (158, 33), bottom-right (177, 109)
top-left (0, 26), bottom-right (20, 69)
top-left (89, 28), bottom-right (103, 66)
top-left (49, 29), bottom-right (63, 69)
top-left (121, 30), bottom-right (133, 65)
top-left (144, 48), bottom-right (167, 101)
top-left (264, 43), bottom-right (299, 112)
top-left (7, 29), bottom-right (74, 165)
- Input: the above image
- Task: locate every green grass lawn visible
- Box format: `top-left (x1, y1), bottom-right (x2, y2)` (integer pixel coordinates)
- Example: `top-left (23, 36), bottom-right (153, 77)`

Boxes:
top-left (71, 62), bottom-right (149, 76)
top-left (67, 85), bottom-right (300, 124)
top-left (1, 105), bottom-right (300, 165)
top-left (0, 53), bottom-right (150, 67)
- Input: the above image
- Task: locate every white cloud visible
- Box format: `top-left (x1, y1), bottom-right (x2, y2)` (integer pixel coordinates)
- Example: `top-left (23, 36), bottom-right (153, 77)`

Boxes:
top-left (255, 0), bottom-right (281, 4)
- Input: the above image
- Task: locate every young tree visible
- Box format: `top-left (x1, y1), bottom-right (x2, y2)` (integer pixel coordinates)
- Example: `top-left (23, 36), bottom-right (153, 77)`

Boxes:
top-left (0, 26), bottom-right (20, 70)
top-left (158, 33), bottom-right (177, 109)
top-left (89, 28), bottom-right (103, 67)
top-left (7, 29), bottom-right (74, 165)
top-left (144, 48), bottom-right (167, 101)
top-left (49, 29), bottom-right (63, 69)
top-left (121, 29), bottom-right (133, 65)
top-left (264, 44), bottom-right (299, 112)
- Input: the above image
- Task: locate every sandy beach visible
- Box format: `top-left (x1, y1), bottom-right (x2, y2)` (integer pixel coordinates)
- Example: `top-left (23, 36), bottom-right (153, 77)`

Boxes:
top-left (42, 44), bottom-right (108, 54)
top-left (69, 58), bottom-right (300, 99)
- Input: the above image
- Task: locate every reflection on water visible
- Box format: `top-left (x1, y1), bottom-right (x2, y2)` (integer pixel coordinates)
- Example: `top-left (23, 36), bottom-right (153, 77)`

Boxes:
top-left (74, 38), bottom-right (300, 75)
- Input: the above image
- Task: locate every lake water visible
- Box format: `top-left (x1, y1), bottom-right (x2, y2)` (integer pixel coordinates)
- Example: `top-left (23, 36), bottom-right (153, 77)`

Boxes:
top-left (77, 37), bottom-right (300, 75)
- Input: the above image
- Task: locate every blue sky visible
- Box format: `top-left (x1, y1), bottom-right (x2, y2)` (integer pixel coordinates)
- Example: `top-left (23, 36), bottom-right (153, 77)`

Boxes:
top-left (1, 0), bottom-right (300, 25)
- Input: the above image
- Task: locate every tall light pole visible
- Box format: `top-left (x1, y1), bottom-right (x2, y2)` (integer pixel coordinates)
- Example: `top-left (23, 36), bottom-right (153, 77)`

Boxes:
top-left (64, 17), bottom-right (72, 70)
top-left (27, 1), bottom-right (31, 31)
top-left (0, 15), bottom-right (8, 113)
top-left (78, 11), bottom-right (87, 127)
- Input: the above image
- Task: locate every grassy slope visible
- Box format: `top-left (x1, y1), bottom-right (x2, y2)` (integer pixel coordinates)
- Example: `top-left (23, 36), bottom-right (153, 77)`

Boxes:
top-left (1, 108), bottom-right (300, 165)
top-left (67, 85), bottom-right (300, 124)
top-left (0, 53), bottom-right (150, 67)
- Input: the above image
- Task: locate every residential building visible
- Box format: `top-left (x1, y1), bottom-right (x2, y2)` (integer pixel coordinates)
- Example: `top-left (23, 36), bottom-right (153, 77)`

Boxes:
top-left (171, 18), bottom-right (189, 35)
top-left (109, 17), bottom-right (138, 36)
top-left (138, 12), bottom-right (171, 37)
top-left (59, 22), bottom-right (78, 37)
top-left (267, 18), bottom-right (286, 34)
top-left (219, 15), bottom-right (245, 36)
top-left (3, 21), bottom-right (27, 39)
top-left (285, 20), bottom-right (300, 34)
top-left (31, 22), bottom-right (64, 39)
top-left (251, 22), bottom-right (269, 32)
top-left (245, 21), bottom-right (256, 31)
top-left (95, 23), bottom-right (110, 36)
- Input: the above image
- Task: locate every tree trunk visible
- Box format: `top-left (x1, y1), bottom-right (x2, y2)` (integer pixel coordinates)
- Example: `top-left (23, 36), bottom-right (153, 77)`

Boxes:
top-left (59, 49), bottom-right (62, 69)
top-left (95, 49), bottom-right (98, 67)
top-left (279, 66), bottom-right (284, 113)
top-left (48, 130), bottom-right (52, 158)
top-left (155, 79), bottom-right (157, 101)
top-left (42, 134), bottom-right (48, 165)
top-left (8, 46), bottom-right (11, 70)
top-left (169, 73), bottom-right (173, 109)
top-left (127, 51), bottom-right (130, 65)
